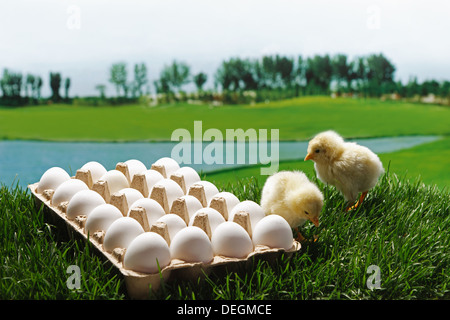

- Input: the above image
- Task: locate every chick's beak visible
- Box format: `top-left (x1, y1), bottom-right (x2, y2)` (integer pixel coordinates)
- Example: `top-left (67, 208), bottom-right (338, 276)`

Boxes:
top-left (304, 153), bottom-right (313, 161)
top-left (310, 216), bottom-right (320, 227)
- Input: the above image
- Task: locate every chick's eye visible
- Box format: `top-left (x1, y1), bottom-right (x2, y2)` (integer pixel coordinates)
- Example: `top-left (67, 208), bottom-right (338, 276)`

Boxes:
top-left (304, 211), bottom-right (310, 215)
top-left (315, 149), bottom-right (320, 153)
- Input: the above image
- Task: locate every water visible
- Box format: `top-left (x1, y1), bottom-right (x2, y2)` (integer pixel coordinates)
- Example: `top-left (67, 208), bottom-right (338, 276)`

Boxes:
top-left (0, 135), bottom-right (440, 188)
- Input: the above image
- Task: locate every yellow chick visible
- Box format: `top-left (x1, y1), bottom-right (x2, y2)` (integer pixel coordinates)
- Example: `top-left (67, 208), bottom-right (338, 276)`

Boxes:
top-left (304, 130), bottom-right (384, 211)
top-left (260, 170), bottom-right (324, 242)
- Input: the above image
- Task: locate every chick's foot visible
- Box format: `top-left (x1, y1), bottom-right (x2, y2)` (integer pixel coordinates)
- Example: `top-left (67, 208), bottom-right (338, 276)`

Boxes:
top-left (294, 228), bottom-right (308, 243)
top-left (294, 228), bottom-right (318, 243)
top-left (346, 191), bottom-right (368, 211)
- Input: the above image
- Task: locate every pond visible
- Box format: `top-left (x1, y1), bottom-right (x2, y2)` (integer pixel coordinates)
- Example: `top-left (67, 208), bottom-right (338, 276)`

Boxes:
top-left (0, 135), bottom-right (440, 188)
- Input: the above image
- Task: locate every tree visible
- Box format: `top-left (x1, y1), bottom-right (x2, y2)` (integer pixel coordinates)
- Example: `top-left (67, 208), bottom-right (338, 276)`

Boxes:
top-left (109, 62), bottom-right (128, 97)
top-left (214, 60), bottom-right (232, 91)
top-left (159, 60), bottom-right (190, 93)
top-left (214, 57), bottom-right (257, 92)
top-left (193, 72), bottom-right (207, 92)
top-left (34, 76), bottom-right (43, 99)
top-left (0, 69), bottom-right (24, 105)
top-left (49, 72), bottom-right (62, 101)
top-left (352, 57), bottom-right (368, 95)
top-left (239, 59), bottom-right (258, 91)
top-left (95, 84), bottom-right (106, 99)
top-left (256, 55), bottom-right (295, 90)
top-left (153, 78), bottom-right (171, 95)
top-left (260, 55), bottom-right (277, 89)
top-left (26, 74), bottom-right (35, 98)
top-left (366, 53), bottom-right (396, 96)
top-left (331, 54), bottom-right (353, 92)
top-left (293, 55), bottom-right (306, 96)
top-left (275, 55), bottom-right (295, 89)
top-left (420, 79), bottom-right (440, 96)
top-left (439, 81), bottom-right (450, 98)
top-left (134, 63), bottom-right (148, 96)
top-left (305, 54), bottom-right (333, 94)
top-left (0, 72), bottom-right (6, 98)
top-left (64, 78), bottom-right (71, 100)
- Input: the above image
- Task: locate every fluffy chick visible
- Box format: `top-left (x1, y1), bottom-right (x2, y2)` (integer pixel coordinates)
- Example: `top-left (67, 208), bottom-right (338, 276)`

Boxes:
top-left (261, 170), bottom-right (323, 241)
top-left (304, 130), bottom-right (384, 211)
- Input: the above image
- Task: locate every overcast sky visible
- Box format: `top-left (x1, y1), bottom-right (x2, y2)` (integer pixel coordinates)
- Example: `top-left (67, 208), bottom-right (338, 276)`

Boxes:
top-left (1, 0), bottom-right (449, 97)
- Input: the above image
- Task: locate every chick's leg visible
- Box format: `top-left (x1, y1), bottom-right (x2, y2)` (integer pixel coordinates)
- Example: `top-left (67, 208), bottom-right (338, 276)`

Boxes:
top-left (355, 191), bottom-right (368, 208)
top-left (347, 191), bottom-right (368, 211)
top-left (294, 227), bottom-right (307, 243)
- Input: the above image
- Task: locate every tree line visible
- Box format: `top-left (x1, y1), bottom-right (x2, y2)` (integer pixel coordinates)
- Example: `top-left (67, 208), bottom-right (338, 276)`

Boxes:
top-left (2, 52), bottom-right (450, 107)
top-left (0, 69), bottom-right (71, 106)
top-left (103, 53), bottom-right (450, 105)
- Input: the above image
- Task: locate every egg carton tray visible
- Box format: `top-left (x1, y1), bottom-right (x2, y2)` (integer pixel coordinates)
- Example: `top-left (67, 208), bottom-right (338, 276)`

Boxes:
top-left (28, 161), bottom-right (300, 299)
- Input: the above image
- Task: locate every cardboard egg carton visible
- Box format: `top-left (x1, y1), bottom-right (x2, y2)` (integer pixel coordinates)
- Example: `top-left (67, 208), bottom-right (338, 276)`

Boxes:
top-left (29, 160), bottom-right (300, 299)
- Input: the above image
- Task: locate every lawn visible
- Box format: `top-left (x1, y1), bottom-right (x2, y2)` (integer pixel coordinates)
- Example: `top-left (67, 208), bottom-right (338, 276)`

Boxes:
top-left (0, 97), bottom-right (449, 141)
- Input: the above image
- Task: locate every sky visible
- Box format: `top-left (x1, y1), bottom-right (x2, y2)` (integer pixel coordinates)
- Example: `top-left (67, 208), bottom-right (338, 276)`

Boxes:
top-left (1, 0), bottom-right (450, 97)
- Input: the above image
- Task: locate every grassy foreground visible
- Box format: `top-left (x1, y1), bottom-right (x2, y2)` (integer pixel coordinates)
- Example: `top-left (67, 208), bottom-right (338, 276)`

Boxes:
top-left (0, 97), bottom-right (449, 141)
top-left (1, 171), bottom-right (449, 299)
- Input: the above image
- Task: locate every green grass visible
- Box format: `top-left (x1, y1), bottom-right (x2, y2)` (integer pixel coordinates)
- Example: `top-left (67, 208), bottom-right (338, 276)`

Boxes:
top-left (0, 184), bottom-right (125, 299)
top-left (1, 172), bottom-right (449, 299)
top-left (0, 97), bottom-right (449, 141)
top-left (206, 136), bottom-right (450, 190)
top-left (378, 136), bottom-right (450, 189)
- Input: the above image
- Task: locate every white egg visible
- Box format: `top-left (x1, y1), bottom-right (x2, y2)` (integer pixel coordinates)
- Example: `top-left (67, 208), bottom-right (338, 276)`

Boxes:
top-left (80, 161), bottom-right (107, 183)
top-left (36, 167), bottom-right (71, 194)
top-left (153, 157), bottom-right (180, 178)
top-left (195, 181), bottom-right (219, 201)
top-left (51, 179), bottom-right (89, 207)
top-left (170, 226), bottom-right (213, 263)
top-left (209, 192), bottom-right (240, 219)
top-left (123, 159), bottom-right (147, 182)
top-left (85, 203), bottom-right (123, 235)
top-left (229, 200), bottom-right (265, 230)
top-left (156, 214), bottom-right (187, 241)
top-left (115, 187), bottom-right (144, 209)
top-left (103, 217), bottom-right (144, 252)
top-left (123, 232), bottom-right (171, 274)
top-left (188, 180), bottom-right (219, 205)
top-left (127, 198), bottom-right (165, 225)
top-left (141, 169), bottom-right (164, 190)
top-left (209, 191), bottom-right (240, 208)
top-left (151, 178), bottom-right (184, 211)
top-left (189, 207), bottom-right (225, 234)
top-left (98, 170), bottom-right (129, 195)
top-left (211, 222), bottom-right (253, 258)
top-left (171, 166), bottom-right (201, 190)
top-left (66, 189), bottom-right (106, 220)
top-left (175, 195), bottom-right (203, 222)
top-left (252, 215), bottom-right (293, 250)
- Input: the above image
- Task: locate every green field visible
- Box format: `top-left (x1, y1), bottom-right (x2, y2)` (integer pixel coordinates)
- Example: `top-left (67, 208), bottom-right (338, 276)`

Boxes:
top-left (1, 96), bottom-right (449, 187)
top-left (0, 97), bottom-right (449, 141)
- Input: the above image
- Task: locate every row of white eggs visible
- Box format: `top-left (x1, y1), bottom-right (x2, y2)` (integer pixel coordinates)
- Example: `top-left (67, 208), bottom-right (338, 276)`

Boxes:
top-left (35, 157), bottom-right (294, 274)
